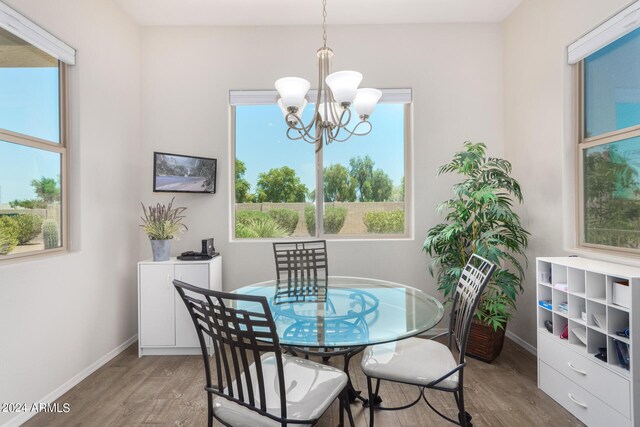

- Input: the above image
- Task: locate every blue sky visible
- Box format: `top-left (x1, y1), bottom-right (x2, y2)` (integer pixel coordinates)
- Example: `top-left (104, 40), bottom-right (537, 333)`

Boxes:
top-left (236, 103), bottom-right (405, 192)
top-left (0, 67), bottom-right (60, 203)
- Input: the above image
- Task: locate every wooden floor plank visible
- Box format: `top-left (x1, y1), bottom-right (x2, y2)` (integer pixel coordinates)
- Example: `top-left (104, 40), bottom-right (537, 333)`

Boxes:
top-left (23, 338), bottom-right (583, 427)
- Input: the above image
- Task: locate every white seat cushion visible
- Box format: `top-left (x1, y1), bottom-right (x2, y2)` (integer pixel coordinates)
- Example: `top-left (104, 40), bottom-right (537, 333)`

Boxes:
top-left (361, 338), bottom-right (459, 389)
top-left (212, 353), bottom-right (347, 427)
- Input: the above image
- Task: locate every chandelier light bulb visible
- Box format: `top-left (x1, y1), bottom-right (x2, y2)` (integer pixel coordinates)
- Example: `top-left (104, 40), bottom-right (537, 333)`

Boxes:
top-left (275, 77), bottom-right (310, 109)
top-left (354, 88), bottom-right (383, 118)
top-left (318, 102), bottom-right (341, 126)
top-left (325, 71), bottom-right (363, 104)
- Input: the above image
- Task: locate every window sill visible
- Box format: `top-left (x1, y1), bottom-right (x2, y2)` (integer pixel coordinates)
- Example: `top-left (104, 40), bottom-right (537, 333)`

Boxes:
top-left (565, 245), bottom-right (640, 269)
top-left (0, 247), bottom-right (69, 266)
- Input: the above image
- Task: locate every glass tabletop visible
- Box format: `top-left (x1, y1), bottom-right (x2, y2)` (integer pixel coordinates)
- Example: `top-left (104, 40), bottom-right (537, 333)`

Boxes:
top-left (233, 276), bottom-right (444, 348)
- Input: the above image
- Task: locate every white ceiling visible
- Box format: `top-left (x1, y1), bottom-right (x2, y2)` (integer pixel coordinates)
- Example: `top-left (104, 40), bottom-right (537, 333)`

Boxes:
top-left (114, 0), bottom-right (523, 26)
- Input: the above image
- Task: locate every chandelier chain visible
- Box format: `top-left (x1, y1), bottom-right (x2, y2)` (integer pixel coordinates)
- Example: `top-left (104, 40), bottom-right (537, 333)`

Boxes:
top-left (322, 0), bottom-right (327, 48)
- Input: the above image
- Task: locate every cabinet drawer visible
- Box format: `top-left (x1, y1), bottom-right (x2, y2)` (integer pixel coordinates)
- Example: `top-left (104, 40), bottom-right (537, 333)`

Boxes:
top-left (539, 361), bottom-right (630, 427)
top-left (538, 332), bottom-right (630, 417)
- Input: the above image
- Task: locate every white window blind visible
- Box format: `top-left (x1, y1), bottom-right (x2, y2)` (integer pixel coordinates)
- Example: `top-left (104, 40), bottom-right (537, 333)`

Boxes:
top-left (0, 1), bottom-right (76, 65)
top-left (229, 88), bottom-right (412, 106)
top-left (568, 1), bottom-right (640, 64)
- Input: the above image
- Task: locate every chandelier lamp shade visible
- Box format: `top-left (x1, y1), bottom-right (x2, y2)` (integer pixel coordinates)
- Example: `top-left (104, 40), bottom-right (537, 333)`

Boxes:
top-left (274, 0), bottom-right (382, 150)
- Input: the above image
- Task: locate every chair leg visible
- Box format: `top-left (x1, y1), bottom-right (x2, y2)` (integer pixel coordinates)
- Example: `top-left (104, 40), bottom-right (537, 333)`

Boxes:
top-left (339, 390), bottom-right (345, 427)
top-left (366, 376), bottom-right (375, 427)
top-left (207, 394), bottom-right (213, 427)
top-left (457, 387), bottom-right (472, 427)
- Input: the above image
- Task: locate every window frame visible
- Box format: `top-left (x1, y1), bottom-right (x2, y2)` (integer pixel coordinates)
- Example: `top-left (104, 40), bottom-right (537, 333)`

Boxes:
top-left (576, 60), bottom-right (640, 254)
top-left (229, 90), bottom-right (413, 241)
top-left (0, 61), bottom-right (69, 262)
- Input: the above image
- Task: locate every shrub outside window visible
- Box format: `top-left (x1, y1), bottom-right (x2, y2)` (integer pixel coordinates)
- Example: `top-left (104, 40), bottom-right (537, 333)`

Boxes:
top-left (579, 27), bottom-right (640, 251)
top-left (231, 90), bottom-right (411, 240)
top-left (0, 27), bottom-right (67, 260)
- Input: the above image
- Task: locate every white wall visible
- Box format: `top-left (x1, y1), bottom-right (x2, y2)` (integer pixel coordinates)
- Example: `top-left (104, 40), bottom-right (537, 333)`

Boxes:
top-left (502, 0), bottom-right (631, 347)
top-left (0, 1), bottom-right (140, 425)
top-left (139, 24), bottom-right (504, 293)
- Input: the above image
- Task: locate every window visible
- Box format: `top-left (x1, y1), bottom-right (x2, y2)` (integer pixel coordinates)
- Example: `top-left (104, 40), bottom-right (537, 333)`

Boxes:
top-left (231, 90), bottom-right (411, 239)
top-left (578, 27), bottom-right (640, 251)
top-left (0, 26), bottom-right (68, 259)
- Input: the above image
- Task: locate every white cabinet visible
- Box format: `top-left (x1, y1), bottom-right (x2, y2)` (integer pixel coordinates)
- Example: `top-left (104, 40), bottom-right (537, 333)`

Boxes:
top-left (537, 257), bottom-right (640, 427)
top-left (138, 256), bottom-right (222, 356)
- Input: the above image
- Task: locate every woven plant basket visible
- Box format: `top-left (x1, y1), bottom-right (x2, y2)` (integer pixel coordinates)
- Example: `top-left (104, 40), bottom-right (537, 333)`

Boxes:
top-left (465, 318), bottom-right (506, 363)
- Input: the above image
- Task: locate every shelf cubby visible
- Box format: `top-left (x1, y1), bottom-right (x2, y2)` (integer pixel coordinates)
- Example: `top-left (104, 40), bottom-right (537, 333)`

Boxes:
top-left (587, 327), bottom-right (607, 356)
top-left (538, 260), bottom-right (552, 285)
top-left (568, 293), bottom-right (586, 325)
top-left (569, 320), bottom-right (587, 351)
top-left (586, 271), bottom-right (606, 303)
top-left (551, 264), bottom-right (568, 288)
top-left (587, 299), bottom-right (607, 332)
top-left (552, 288), bottom-right (568, 315)
top-left (608, 336), bottom-right (630, 376)
top-left (538, 307), bottom-right (553, 334)
top-left (568, 267), bottom-right (586, 296)
top-left (553, 313), bottom-right (568, 339)
top-left (608, 306), bottom-right (630, 337)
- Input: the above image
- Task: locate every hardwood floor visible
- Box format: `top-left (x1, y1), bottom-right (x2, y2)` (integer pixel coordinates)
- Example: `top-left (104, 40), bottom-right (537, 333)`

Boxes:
top-left (25, 338), bottom-right (583, 426)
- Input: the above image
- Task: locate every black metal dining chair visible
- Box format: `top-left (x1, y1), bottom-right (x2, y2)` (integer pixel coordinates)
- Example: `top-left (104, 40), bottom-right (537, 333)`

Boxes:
top-left (360, 254), bottom-right (496, 427)
top-left (273, 240), bottom-right (328, 281)
top-left (174, 280), bottom-right (354, 427)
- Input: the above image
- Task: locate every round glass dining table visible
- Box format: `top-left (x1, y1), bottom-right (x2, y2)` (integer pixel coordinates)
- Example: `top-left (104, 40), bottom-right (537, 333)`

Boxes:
top-left (233, 276), bottom-right (444, 350)
top-left (234, 276), bottom-right (444, 404)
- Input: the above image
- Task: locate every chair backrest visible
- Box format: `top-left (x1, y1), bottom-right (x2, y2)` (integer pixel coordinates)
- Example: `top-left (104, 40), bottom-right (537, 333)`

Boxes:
top-left (173, 280), bottom-right (289, 424)
top-left (273, 240), bottom-right (328, 281)
top-left (447, 254), bottom-right (496, 363)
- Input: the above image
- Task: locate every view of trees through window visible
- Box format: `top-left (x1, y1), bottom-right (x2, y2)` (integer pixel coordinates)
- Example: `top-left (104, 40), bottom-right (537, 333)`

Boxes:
top-left (584, 138), bottom-right (640, 249)
top-left (0, 27), bottom-right (64, 258)
top-left (234, 102), bottom-right (406, 238)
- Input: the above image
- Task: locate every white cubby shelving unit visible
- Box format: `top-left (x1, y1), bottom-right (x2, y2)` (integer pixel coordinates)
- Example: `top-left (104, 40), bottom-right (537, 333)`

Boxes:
top-left (537, 257), bottom-right (640, 427)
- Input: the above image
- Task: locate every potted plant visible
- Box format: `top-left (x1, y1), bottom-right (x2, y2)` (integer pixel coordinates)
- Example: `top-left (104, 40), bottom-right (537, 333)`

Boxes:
top-left (141, 197), bottom-right (187, 261)
top-left (423, 142), bottom-right (529, 362)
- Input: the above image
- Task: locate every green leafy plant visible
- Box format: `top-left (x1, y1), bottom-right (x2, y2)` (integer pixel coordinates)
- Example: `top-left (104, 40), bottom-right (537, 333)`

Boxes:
top-left (423, 142), bottom-right (530, 331)
top-left (304, 205), bottom-right (347, 235)
top-left (0, 217), bottom-right (19, 255)
top-left (9, 199), bottom-right (47, 209)
top-left (267, 209), bottom-right (299, 235)
top-left (42, 219), bottom-right (59, 249)
top-left (235, 217), bottom-right (288, 238)
top-left (13, 213), bottom-right (44, 245)
top-left (140, 197), bottom-right (188, 240)
top-left (236, 210), bottom-right (269, 224)
top-left (363, 210), bottom-right (405, 234)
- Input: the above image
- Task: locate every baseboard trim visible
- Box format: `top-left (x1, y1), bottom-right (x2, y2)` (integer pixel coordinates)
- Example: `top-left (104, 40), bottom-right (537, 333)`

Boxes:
top-left (2, 334), bottom-right (137, 427)
top-left (505, 330), bottom-right (536, 356)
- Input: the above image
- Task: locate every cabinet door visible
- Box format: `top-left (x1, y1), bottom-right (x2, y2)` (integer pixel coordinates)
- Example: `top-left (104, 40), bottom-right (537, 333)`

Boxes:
top-left (209, 257), bottom-right (222, 291)
top-left (174, 264), bottom-right (210, 347)
top-left (140, 264), bottom-right (175, 346)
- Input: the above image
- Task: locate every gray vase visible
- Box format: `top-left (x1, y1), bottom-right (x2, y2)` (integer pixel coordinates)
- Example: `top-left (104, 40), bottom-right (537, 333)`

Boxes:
top-left (150, 239), bottom-right (171, 261)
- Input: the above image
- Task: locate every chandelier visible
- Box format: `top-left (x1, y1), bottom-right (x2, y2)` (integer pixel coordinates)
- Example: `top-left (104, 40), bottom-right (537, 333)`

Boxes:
top-left (274, 0), bottom-right (382, 151)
